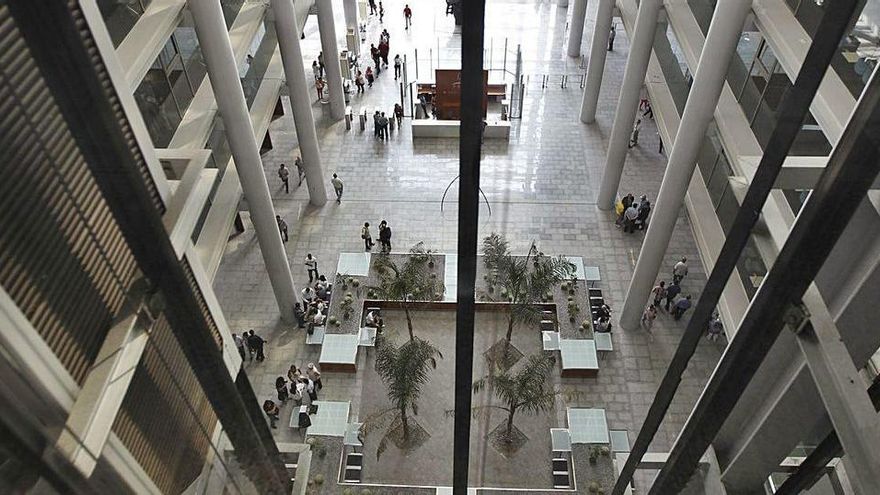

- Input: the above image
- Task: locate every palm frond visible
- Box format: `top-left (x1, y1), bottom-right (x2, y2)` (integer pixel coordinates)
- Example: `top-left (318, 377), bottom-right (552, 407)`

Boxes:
top-left (375, 424), bottom-right (395, 461)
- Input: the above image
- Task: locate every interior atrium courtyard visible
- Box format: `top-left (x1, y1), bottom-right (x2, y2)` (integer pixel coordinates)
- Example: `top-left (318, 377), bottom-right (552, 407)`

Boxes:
top-left (1, 0), bottom-right (879, 493)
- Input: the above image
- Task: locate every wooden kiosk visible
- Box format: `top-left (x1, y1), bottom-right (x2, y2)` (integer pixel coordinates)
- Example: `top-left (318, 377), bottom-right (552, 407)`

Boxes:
top-left (411, 69), bottom-right (511, 139)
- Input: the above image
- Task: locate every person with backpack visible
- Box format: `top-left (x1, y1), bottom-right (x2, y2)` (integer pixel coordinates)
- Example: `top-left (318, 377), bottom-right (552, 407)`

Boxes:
top-left (263, 400), bottom-right (280, 428)
top-left (672, 295), bottom-right (693, 320)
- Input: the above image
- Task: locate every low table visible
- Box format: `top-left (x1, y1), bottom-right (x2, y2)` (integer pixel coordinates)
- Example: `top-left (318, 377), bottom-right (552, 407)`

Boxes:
top-left (319, 334), bottom-right (359, 372)
top-left (559, 339), bottom-right (598, 378)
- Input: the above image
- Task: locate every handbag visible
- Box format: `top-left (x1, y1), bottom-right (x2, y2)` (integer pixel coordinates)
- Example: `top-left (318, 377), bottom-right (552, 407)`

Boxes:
top-left (308, 404), bottom-right (319, 415)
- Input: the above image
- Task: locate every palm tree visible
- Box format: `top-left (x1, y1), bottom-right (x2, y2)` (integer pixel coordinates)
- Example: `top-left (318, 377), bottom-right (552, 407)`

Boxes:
top-left (472, 352), bottom-right (559, 441)
top-left (371, 242), bottom-right (443, 341)
top-left (483, 234), bottom-right (574, 361)
top-left (359, 334), bottom-right (442, 459)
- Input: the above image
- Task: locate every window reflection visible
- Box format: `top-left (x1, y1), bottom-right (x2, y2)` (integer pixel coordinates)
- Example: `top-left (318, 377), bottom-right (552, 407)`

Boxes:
top-left (97, 0), bottom-right (152, 47)
top-left (133, 11), bottom-right (207, 147)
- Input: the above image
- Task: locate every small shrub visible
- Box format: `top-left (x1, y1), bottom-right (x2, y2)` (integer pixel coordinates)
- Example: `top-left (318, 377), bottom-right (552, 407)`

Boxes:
top-left (567, 296), bottom-right (574, 302)
top-left (328, 316), bottom-right (338, 325)
top-left (305, 437), bottom-right (316, 446)
top-left (487, 285), bottom-right (494, 293)
top-left (581, 320), bottom-right (590, 330)
top-left (352, 279), bottom-right (360, 288)
top-left (314, 474), bottom-right (324, 485)
top-left (346, 292), bottom-right (354, 299)
top-left (560, 282), bottom-right (569, 290)
top-left (334, 319), bottom-right (341, 326)
top-left (588, 481), bottom-right (601, 493)
top-left (342, 489), bottom-right (354, 495)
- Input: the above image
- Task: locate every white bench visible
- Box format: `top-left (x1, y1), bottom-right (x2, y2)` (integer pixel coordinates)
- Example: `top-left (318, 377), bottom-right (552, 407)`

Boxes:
top-left (411, 119), bottom-right (511, 139)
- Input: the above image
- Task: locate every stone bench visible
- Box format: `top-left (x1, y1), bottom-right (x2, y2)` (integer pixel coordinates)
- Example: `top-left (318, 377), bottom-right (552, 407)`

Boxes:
top-left (411, 119), bottom-right (511, 139)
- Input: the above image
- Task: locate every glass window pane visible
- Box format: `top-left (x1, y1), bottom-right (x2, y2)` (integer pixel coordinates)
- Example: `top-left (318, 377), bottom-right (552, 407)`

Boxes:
top-left (134, 68), bottom-right (181, 148)
top-left (96, 0), bottom-right (148, 47)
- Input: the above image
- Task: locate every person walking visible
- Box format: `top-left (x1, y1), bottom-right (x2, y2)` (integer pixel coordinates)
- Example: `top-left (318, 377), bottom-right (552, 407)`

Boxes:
top-left (708, 314), bottom-right (724, 341)
top-left (247, 330), bottom-right (266, 362)
top-left (365, 66), bottom-right (375, 87)
top-left (641, 304), bottom-right (658, 336)
top-left (403, 4), bottom-right (412, 29)
top-left (307, 363), bottom-right (322, 390)
top-left (355, 70), bottom-right (365, 93)
top-left (263, 400), bottom-right (280, 428)
top-left (331, 174), bottom-right (343, 203)
top-left (315, 77), bottom-right (325, 101)
top-left (642, 100), bottom-right (654, 119)
top-left (312, 61), bottom-right (321, 81)
top-left (361, 222), bottom-right (374, 251)
top-left (368, 0), bottom-right (376, 15)
top-left (278, 163), bottom-right (290, 194)
top-left (233, 333), bottom-right (246, 360)
top-left (276, 215), bottom-right (288, 242)
top-left (317, 52), bottom-right (325, 77)
top-left (294, 156), bottom-right (305, 186)
top-left (379, 1), bottom-right (385, 21)
top-left (672, 295), bottom-right (693, 320)
top-left (276, 376), bottom-right (290, 402)
top-left (673, 257), bottom-right (689, 284)
top-left (418, 93), bottom-right (428, 118)
top-left (624, 203), bottom-right (639, 234)
top-left (304, 253), bottom-right (319, 282)
top-left (608, 23), bottom-right (616, 51)
top-left (378, 40), bottom-right (389, 67)
top-left (664, 281), bottom-right (681, 312)
top-left (394, 54), bottom-right (402, 80)
top-left (370, 45), bottom-right (381, 75)
top-left (378, 220), bottom-right (392, 252)
top-left (628, 118), bottom-right (642, 148)
top-left (651, 281), bottom-right (667, 308)
top-left (378, 112), bottom-right (389, 139)
top-left (394, 103), bottom-right (404, 126)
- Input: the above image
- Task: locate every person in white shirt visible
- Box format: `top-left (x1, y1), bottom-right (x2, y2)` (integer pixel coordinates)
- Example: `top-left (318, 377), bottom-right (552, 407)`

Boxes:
top-left (673, 257), bottom-right (689, 284)
top-left (623, 204), bottom-right (639, 234)
top-left (312, 311), bottom-right (325, 326)
top-left (304, 254), bottom-right (318, 283)
top-left (365, 311), bottom-right (378, 327)
top-left (302, 286), bottom-right (315, 304)
top-left (307, 363), bottom-right (322, 390)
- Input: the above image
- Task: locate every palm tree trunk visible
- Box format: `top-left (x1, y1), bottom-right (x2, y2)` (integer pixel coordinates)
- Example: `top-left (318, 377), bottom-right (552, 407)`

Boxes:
top-left (403, 296), bottom-right (415, 341)
top-left (400, 406), bottom-right (410, 440)
top-left (505, 406), bottom-right (516, 440)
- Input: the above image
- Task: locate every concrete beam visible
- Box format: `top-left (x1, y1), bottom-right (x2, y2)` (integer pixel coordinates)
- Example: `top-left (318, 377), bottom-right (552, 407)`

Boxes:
top-left (118, 0), bottom-right (186, 89)
top-left (56, 308), bottom-right (149, 477)
top-left (739, 155), bottom-right (880, 190)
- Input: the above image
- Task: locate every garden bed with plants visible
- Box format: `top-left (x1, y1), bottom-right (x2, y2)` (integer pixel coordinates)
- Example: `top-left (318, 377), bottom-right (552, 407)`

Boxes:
top-left (326, 274), bottom-right (367, 335)
top-left (554, 277), bottom-right (592, 340)
top-left (299, 435), bottom-right (340, 495)
top-left (572, 444), bottom-right (615, 494)
top-left (357, 310), bottom-right (560, 489)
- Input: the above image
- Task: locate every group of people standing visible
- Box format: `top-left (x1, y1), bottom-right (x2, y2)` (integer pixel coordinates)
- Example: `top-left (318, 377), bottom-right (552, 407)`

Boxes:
top-left (233, 330), bottom-right (267, 362)
top-left (263, 363), bottom-right (322, 429)
top-left (617, 192), bottom-right (652, 234)
top-left (361, 220), bottom-right (392, 252)
top-left (641, 257), bottom-right (715, 339)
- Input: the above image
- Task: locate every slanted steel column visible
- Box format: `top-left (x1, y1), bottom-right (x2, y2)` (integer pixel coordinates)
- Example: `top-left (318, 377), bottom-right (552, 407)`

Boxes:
top-left (648, 55), bottom-right (880, 495)
top-left (794, 286), bottom-right (880, 494)
top-left (567, 0), bottom-right (589, 58)
top-left (580, 0), bottom-right (614, 123)
top-left (776, 376), bottom-right (880, 494)
top-left (453, 0), bottom-right (486, 491)
top-left (596, 0), bottom-right (662, 210)
top-left (618, 0), bottom-right (751, 331)
top-left (272, 0), bottom-right (329, 206)
top-left (316, 0), bottom-right (346, 119)
top-left (611, 2), bottom-right (860, 492)
top-left (190, 0), bottom-right (299, 322)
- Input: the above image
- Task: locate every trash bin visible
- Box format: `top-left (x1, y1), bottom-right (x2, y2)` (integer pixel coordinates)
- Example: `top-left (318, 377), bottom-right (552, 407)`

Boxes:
top-left (359, 108), bottom-right (367, 131)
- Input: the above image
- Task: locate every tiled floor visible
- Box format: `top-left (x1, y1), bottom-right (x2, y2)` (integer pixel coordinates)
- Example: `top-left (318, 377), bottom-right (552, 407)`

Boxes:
top-left (212, 0), bottom-right (724, 489)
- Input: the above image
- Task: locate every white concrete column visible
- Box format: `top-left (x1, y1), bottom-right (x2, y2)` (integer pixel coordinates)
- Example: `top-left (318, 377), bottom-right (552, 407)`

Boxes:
top-left (567, 0), bottom-right (589, 58)
top-left (316, 0), bottom-right (346, 119)
top-left (343, 0), bottom-right (358, 34)
top-left (190, 0), bottom-right (298, 322)
top-left (618, 0), bottom-right (752, 331)
top-left (579, 0), bottom-right (614, 123)
top-left (596, 0), bottom-right (662, 211)
top-left (273, 0), bottom-right (328, 207)
top-left (559, 0), bottom-right (569, 8)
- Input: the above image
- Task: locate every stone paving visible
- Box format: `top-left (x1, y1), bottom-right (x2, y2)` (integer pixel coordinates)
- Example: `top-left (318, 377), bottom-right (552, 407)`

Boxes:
top-left (213, 0), bottom-right (725, 490)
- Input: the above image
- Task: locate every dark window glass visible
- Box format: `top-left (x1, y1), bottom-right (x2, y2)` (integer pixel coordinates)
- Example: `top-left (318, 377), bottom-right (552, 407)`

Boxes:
top-left (96, 0), bottom-right (151, 47)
